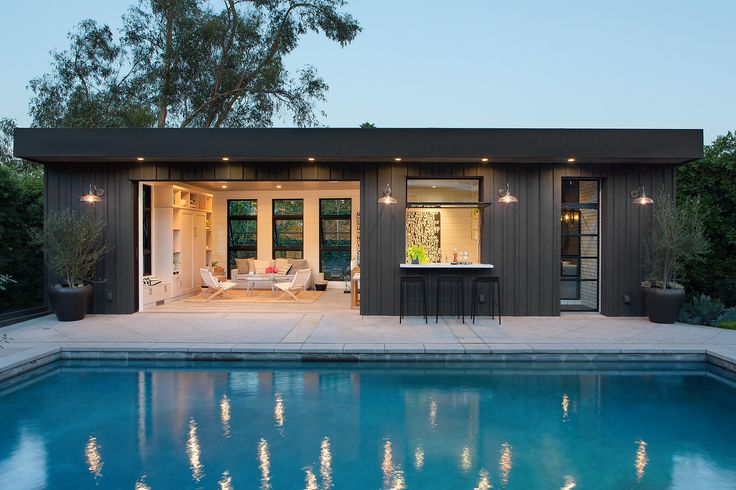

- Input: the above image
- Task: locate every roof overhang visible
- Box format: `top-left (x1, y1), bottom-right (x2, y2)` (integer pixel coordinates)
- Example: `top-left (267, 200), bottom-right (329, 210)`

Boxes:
top-left (13, 127), bottom-right (704, 165)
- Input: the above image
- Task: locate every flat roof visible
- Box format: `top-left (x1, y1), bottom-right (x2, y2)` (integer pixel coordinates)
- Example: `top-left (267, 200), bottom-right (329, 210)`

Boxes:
top-left (13, 127), bottom-right (703, 164)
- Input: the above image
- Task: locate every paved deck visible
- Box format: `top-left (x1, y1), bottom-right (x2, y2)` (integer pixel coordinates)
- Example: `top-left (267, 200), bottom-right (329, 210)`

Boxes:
top-left (2, 310), bottom-right (736, 366)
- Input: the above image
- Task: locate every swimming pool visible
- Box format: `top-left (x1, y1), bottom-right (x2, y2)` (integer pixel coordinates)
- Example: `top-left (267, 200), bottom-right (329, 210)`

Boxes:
top-left (1, 361), bottom-right (735, 489)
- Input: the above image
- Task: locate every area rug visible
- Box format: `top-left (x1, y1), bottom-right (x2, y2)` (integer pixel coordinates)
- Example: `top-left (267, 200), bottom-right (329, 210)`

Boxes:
top-left (185, 289), bottom-right (322, 303)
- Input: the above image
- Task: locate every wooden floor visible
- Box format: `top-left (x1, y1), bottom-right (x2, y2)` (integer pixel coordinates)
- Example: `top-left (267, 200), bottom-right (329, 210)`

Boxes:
top-left (147, 287), bottom-right (359, 314)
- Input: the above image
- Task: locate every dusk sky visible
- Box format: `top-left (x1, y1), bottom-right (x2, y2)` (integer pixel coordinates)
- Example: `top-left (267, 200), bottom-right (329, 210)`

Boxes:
top-left (1, 0), bottom-right (733, 142)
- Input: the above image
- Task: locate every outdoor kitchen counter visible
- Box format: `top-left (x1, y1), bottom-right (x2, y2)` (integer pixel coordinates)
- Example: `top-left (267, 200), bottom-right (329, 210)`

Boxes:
top-left (399, 263), bottom-right (495, 318)
top-left (400, 263), bottom-right (494, 269)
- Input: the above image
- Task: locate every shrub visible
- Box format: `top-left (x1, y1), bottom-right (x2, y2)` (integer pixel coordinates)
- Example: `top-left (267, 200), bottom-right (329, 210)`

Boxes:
top-left (679, 294), bottom-right (724, 326)
top-left (716, 307), bottom-right (736, 327)
top-left (643, 191), bottom-right (708, 288)
top-left (678, 132), bottom-right (736, 306)
top-left (41, 209), bottom-right (114, 287)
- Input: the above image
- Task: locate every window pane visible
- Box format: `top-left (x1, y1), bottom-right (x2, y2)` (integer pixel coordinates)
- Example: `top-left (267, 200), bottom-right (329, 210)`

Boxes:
top-left (320, 199), bottom-right (351, 215)
top-left (560, 210), bottom-right (580, 234)
top-left (561, 259), bottom-right (579, 277)
top-left (561, 236), bottom-right (580, 256)
top-left (274, 219), bottom-right (303, 247)
top-left (407, 179), bottom-right (479, 203)
top-left (561, 180), bottom-right (579, 204)
top-left (229, 219), bottom-right (257, 247)
top-left (274, 199), bottom-right (303, 216)
top-left (275, 250), bottom-right (303, 259)
top-left (321, 250), bottom-right (351, 280)
top-left (228, 250), bottom-right (256, 271)
top-left (229, 200), bottom-right (257, 216)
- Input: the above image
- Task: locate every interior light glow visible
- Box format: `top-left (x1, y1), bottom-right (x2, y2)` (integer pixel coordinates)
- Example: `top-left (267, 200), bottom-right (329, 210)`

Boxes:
top-left (222, 157), bottom-right (229, 161)
top-left (394, 157), bottom-right (402, 162)
top-left (221, 185), bottom-right (227, 189)
top-left (137, 157), bottom-right (145, 161)
top-left (308, 157), bottom-right (316, 161)
top-left (276, 185), bottom-right (283, 189)
top-left (481, 158), bottom-right (489, 162)
top-left (567, 158), bottom-right (576, 163)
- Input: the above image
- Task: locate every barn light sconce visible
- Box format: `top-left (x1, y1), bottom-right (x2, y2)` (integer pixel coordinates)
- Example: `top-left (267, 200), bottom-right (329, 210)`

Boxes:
top-left (80, 183), bottom-right (104, 203)
top-left (377, 184), bottom-right (397, 204)
top-left (631, 185), bottom-right (654, 205)
top-left (497, 183), bottom-right (518, 204)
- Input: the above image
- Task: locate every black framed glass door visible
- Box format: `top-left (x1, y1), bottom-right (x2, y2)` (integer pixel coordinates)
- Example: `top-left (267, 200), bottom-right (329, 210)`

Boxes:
top-left (560, 179), bottom-right (599, 311)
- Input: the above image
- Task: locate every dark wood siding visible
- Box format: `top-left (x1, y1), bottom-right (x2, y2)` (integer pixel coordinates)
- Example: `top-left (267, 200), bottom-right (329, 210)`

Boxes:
top-left (44, 161), bottom-right (675, 316)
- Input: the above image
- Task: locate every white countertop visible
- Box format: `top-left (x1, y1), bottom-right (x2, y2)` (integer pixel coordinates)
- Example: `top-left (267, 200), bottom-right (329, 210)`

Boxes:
top-left (400, 263), bottom-right (494, 269)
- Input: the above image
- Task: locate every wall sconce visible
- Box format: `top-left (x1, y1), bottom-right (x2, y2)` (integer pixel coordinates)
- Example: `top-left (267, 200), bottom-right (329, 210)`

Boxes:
top-left (497, 183), bottom-right (518, 204)
top-left (80, 183), bottom-right (104, 203)
top-left (377, 184), bottom-right (397, 204)
top-left (631, 185), bottom-right (654, 205)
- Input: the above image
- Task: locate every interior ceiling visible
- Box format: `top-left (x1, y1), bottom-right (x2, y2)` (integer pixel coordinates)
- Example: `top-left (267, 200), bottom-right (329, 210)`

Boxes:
top-left (188, 180), bottom-right (360, 192)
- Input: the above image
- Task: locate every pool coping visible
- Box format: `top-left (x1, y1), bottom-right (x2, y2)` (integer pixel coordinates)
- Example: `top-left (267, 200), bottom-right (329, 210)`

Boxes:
top-left (2, 345), bottom-right (735, 382)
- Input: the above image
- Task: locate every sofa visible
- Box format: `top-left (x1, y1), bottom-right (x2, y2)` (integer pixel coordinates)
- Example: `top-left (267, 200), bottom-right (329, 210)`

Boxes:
top-left (231, 258), bottom-right (313, 289)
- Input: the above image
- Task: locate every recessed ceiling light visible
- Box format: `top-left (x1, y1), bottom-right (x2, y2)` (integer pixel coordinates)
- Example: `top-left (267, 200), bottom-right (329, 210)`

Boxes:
top-left (221, 185), bottom-right (227, 189)
top-left (481, 158), bottom-right (489, 162)
top-left (222, 157), bottom-right (229, 161)
top-left (308, 157), bottom-right (316, 162)
top-left (394, 157), bottom-right (402, 162)
top-left (431, 185), bottom-right (437, 189)
top-left (136, 157), bottom-right (144, 161)
top-left (276, 185), bottom-right (282, 189)
top-left (567, 157), bottom-right (576, 163)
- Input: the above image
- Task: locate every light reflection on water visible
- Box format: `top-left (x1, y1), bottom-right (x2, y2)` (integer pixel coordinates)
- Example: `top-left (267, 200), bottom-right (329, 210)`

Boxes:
top-left (561, 475), bottom-right (577, 489)
top-left (320, 437), bottom-right (333, 489)
top-left (258, 438), bottom-right (271, 490)
top-left (274, 392), bottom-right (285, 428)
top-left (474, 468), bottom-right (491, 490)
top-left (499, 442), bottom-right (512, 486)
top-left (414, 446), bottom-right (424, 470)
top-left (0, 363), bottom-right (735, 488)
top-left (220, 394), bottom-right (231, 438)
top-left (635, 439), bottom-right (648, 482)
top-left (186, 418), bottom-right (204, 482)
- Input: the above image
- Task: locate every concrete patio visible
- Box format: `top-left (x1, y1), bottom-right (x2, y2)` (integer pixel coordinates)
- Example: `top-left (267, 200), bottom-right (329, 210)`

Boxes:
top-left (2, 312), bottom-right (736, 375)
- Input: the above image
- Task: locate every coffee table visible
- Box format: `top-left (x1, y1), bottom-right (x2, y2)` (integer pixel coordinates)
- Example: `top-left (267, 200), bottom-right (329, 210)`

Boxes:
top-left (245, 274), bottom-right (294, 295)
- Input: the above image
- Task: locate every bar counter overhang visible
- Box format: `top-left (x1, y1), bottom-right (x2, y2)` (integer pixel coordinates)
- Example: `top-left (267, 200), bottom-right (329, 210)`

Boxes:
top-left (399, 263), bottom-right (495, 319)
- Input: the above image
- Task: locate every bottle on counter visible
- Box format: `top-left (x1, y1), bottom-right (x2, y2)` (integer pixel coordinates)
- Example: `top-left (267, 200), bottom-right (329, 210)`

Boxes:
top-left (452, 247), bottom-right (458, 263)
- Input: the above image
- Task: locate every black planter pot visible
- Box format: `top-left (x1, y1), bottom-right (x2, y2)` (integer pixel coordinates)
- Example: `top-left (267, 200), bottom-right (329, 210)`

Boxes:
top-left (643, 287), bottom-right (686, 324)
top-left (48, 285), bottom-right (93, 322)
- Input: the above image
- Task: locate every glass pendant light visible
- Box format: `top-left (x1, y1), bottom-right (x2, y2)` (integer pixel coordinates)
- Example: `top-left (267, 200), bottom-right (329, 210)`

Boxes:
top-left (497, 183), bottom-right (518, 204)
top-left (80, 183), bottom-right (104, 203)
top-left (631, 185), bottom-right (654, 205)
top-left (377, 184), bottom-right (397, 204)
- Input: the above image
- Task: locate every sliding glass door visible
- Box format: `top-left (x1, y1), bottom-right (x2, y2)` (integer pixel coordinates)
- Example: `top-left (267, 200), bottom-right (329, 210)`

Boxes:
top-left (560, 179), bottom-right (600, 311)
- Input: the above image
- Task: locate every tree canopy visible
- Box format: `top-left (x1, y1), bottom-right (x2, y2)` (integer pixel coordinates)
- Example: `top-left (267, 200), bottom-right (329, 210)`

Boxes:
top-left (29, 0), bottom-right (361, 128)
top-left (678, 131), bottom-right (736, 306)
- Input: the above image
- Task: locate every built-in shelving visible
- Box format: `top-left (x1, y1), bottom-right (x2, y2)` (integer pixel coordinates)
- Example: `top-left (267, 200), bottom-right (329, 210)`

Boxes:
top-left (141, 183), bottom-right (214, 310)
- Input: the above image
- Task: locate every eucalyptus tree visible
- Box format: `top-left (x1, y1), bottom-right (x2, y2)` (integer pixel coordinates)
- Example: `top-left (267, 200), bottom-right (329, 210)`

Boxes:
top-left (29, 0), bottom-right (361, 128)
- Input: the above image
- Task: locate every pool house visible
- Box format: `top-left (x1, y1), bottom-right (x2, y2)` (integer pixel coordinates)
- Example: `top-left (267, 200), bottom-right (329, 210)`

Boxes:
top-left (13, 128), bottom-right (702, 318)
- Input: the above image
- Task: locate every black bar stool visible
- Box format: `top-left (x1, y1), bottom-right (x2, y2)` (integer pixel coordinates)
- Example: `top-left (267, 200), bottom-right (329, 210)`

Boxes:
top-left (471, 276), bottom-right (501, 325)
top-left (400, 275), bottom-right (427, 323)
top-left (436, 275), bottom-right (465, 324)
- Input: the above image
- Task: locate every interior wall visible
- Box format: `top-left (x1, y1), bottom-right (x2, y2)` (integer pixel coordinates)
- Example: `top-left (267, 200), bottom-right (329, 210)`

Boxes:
top-left (211, 187), bottom-right (360, 278)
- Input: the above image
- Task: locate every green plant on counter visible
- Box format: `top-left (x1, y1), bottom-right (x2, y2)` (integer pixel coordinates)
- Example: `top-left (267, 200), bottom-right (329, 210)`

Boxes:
top-left (406, 245), bottom-right (427, 263)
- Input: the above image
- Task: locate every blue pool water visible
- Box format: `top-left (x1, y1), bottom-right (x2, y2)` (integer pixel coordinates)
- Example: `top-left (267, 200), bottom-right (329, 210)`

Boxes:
top-left (1, 362), bottom-right (736, 489)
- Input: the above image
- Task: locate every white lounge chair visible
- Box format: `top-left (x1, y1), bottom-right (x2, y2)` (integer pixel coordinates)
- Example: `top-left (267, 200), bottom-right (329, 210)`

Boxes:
top-left (275, 269), bottom-right (313, 301)
top-left (199, 268), bottom-right (237, 302)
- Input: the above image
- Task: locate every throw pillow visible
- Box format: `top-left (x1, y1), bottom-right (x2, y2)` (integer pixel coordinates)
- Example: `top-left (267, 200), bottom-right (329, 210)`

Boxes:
top-left (235, 258), bottom-right (250, 274)
top-left (253, 259), bottom-right (271, 275)
top-left (274, 258), bottom-right (290, 275)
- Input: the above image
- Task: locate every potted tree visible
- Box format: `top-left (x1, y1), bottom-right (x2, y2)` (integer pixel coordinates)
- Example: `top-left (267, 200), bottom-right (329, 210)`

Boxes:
top-left (42, 210), bottom-right (113, 321)
top-left (641, 191), bottom-right (708, 323)
top-left (406, 245), bottom-right (427, 264)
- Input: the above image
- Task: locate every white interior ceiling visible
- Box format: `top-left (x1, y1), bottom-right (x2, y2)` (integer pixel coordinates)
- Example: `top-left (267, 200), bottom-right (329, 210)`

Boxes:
top-left (193, 180), bottom-right (359, 192)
